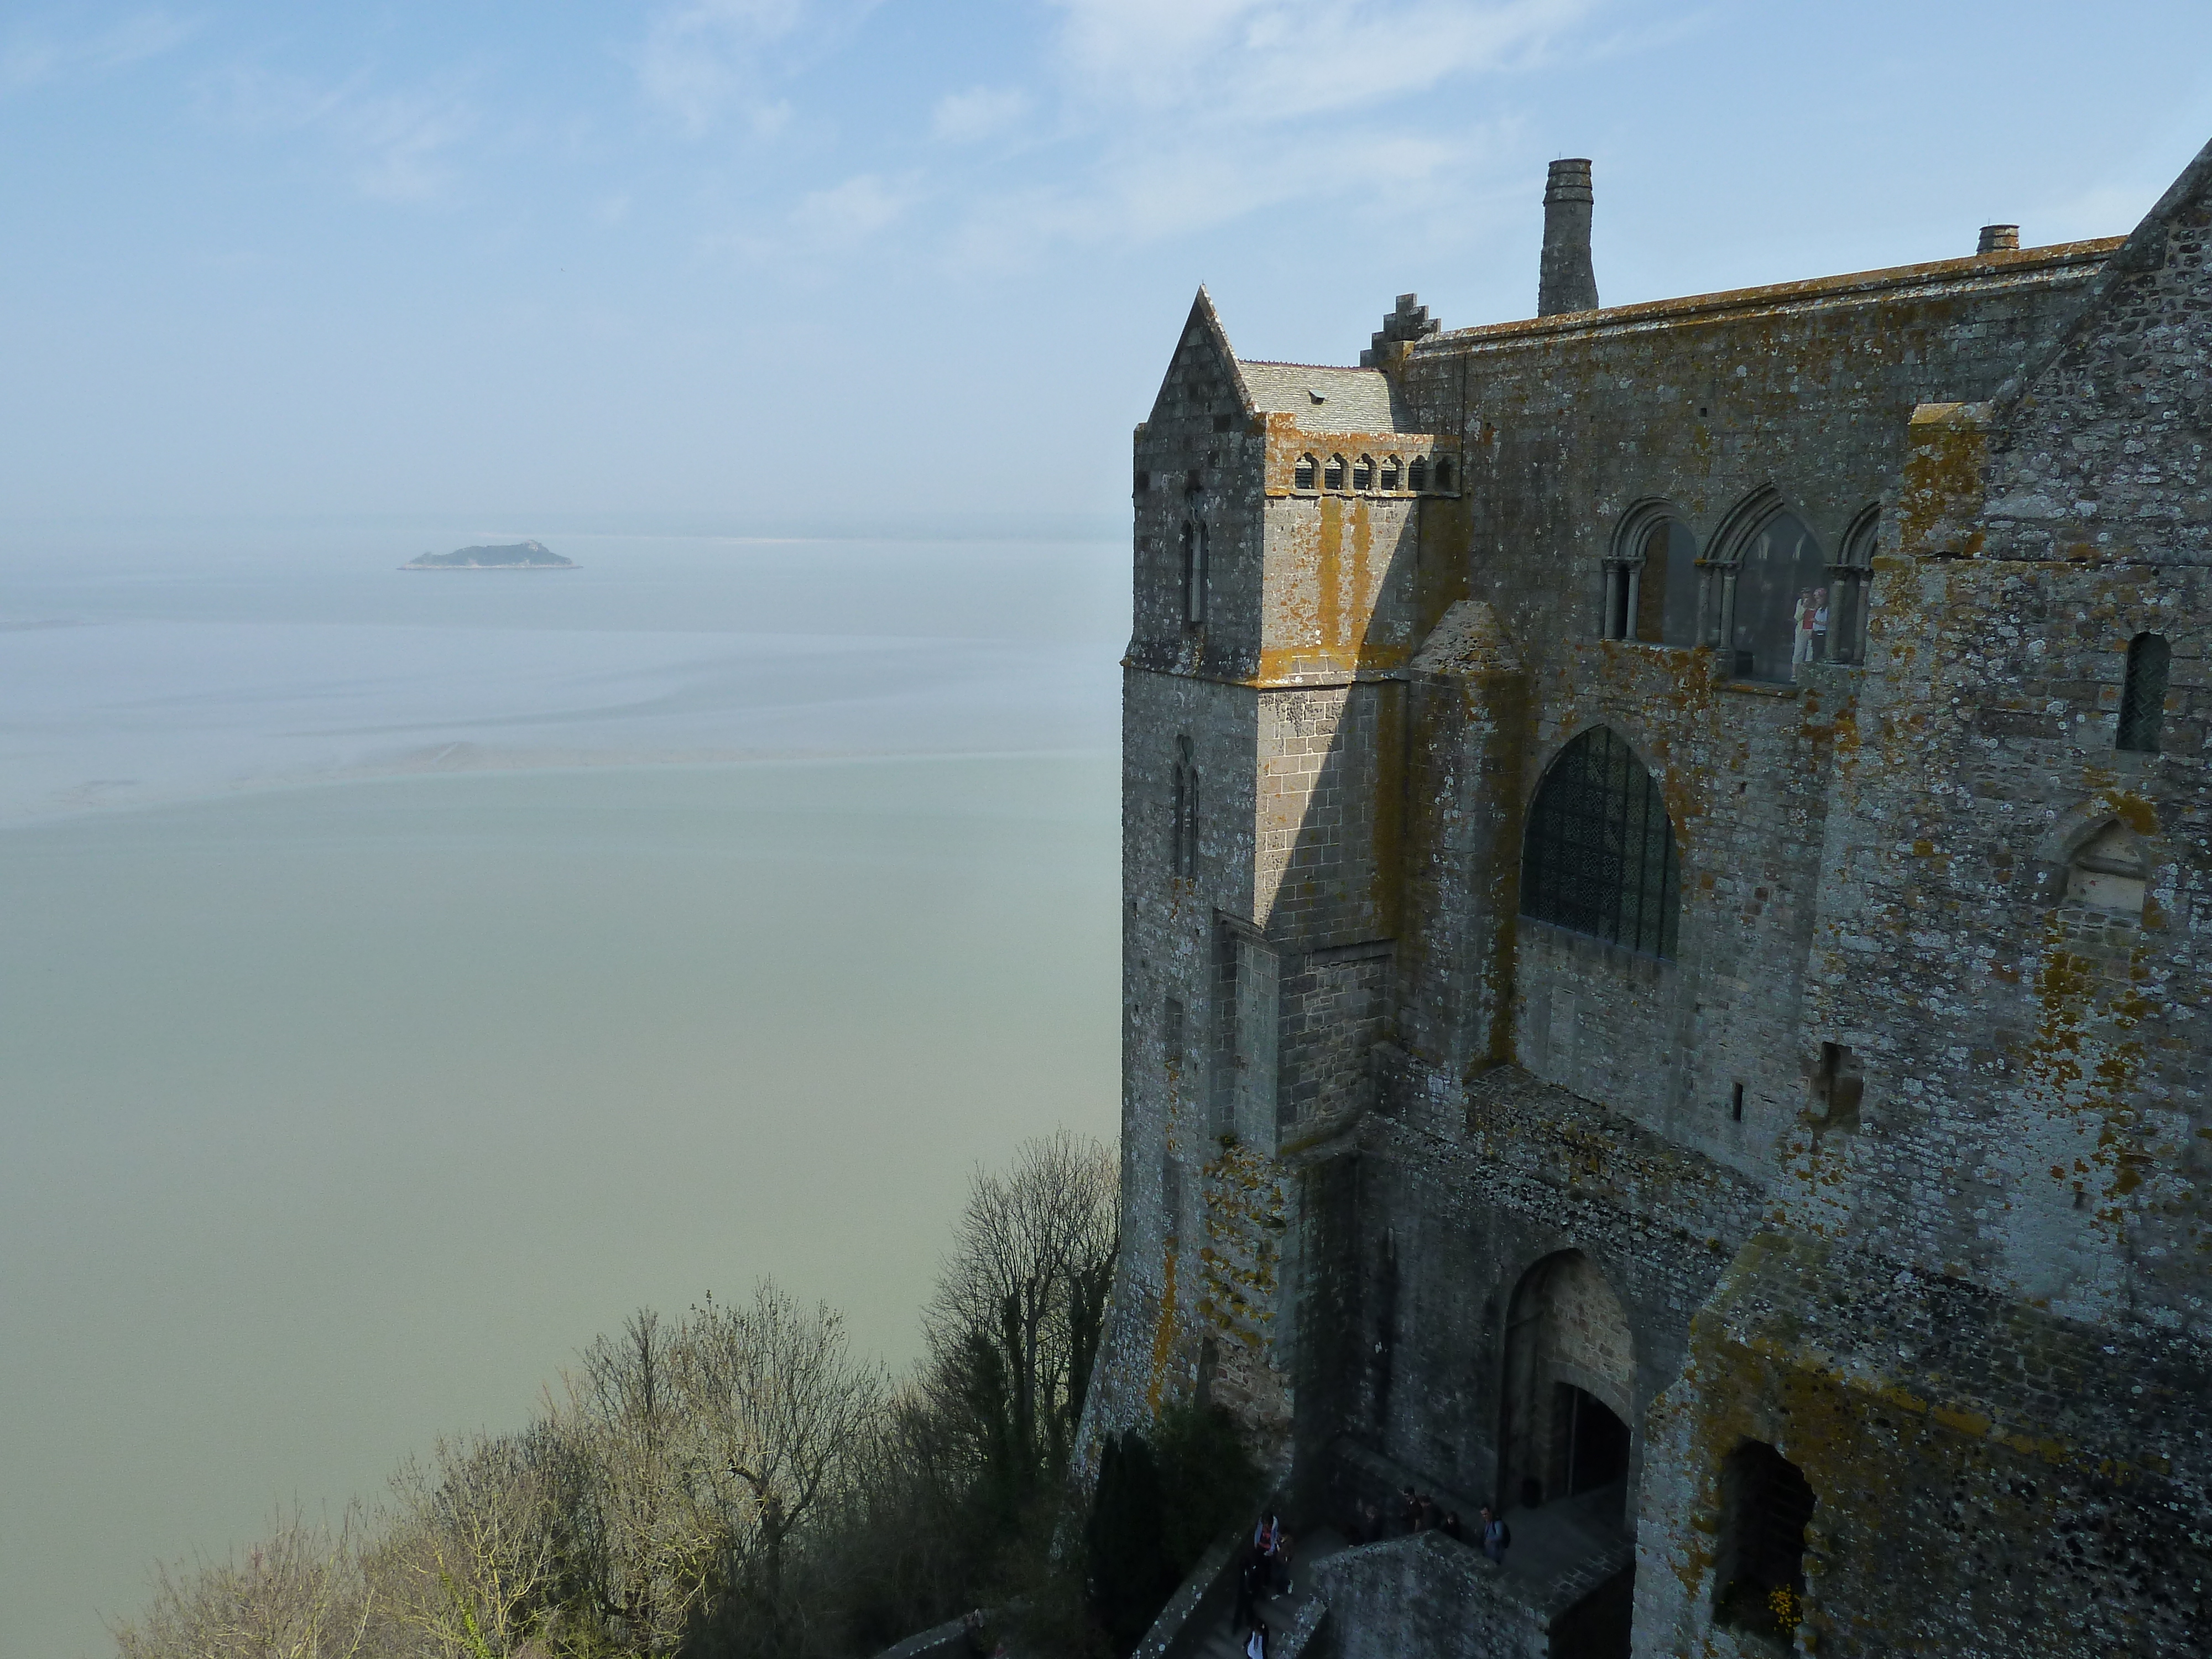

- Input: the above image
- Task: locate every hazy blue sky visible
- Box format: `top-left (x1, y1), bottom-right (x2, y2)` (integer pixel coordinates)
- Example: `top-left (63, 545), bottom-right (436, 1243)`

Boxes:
top-left (5, 1), bottom-right (2212, 533)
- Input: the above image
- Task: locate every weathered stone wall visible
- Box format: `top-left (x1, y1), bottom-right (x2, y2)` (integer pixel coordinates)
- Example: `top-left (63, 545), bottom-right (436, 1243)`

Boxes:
top-left (1089, 138), bottom-right (2212, 1659)
top-left (1306, 1532), bottom-right (1546, 1659)
top-left (1635, 1233), bottom-right (2212, 1658)
top-left (1319, 1068), bottom-right (1764, 1514)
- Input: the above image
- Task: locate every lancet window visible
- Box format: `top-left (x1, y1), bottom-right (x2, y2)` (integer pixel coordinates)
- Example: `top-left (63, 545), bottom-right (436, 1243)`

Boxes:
top-left (2118, 632), bottom-right (2170, 753)
top-left (1180, 519), bottom-right (1208, 625)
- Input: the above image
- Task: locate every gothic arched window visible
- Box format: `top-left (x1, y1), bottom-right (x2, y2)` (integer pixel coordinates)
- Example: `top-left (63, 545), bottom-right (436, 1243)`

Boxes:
top-left (1408, 455), bottom-right (1430, 492)
top-left (1828, 508), bottom-right (1879, 665)
top-left (1433, 455), bottom-right (1454, 491)
top-left (1352, 453), bottom-right (1375, 491)
top-left (1520, 727), bottom-right (1679, 958)
top-left (1380, 455), bottom-right (1402, 491)
top-left (1324, 453), bottom-right (1347, 491)
top-left (2118, 632), bottom-right (2170, 753)
top-left (1294, 453), bottom-right (1317, 491)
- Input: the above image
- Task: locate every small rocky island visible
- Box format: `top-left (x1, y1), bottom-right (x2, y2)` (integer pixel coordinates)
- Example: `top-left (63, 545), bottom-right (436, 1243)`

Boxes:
top-left (401, 540), bottom-right (576, 570)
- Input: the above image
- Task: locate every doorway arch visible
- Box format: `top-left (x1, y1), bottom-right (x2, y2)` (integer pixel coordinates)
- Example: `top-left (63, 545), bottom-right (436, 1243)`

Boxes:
top-left (1498, 1250), bottom-right (1636, 1526)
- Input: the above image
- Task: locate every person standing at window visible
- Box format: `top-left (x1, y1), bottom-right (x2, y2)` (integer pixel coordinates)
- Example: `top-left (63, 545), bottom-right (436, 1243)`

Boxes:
top-left (1792, 589), bottom-right (1817, 667)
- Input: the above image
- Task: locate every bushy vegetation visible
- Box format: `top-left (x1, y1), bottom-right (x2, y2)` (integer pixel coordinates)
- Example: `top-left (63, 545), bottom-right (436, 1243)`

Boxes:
top-left (108, 1130), bottom-right (1259, 1659)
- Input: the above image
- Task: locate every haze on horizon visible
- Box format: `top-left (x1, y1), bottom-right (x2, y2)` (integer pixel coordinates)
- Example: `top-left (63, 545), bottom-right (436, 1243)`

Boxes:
top-left (9, 7), bottom-right (2212, 1659)
top-left (4, 1), bottom-right (2212, 541)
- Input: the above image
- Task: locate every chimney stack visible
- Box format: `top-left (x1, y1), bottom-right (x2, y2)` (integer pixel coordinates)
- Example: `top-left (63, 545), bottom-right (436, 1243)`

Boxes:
top-left (1539, 158), bottom-right (1599, 316)
top-left (1978, 223), bottom-right (2021, 254)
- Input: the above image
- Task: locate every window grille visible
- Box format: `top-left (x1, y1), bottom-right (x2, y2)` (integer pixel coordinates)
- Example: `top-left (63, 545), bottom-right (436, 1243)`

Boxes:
top-left (1324, 454), bottom-right (1347, 491)
top-left (2117, 632), bottom-right (2169, 753)
top-left (1408, 456), bottom-right (1429, 492)
top-left (1520, 726), bottom-right (1679, 958)
top-left (1381, 456), bottom-right (1401, 490)
top-left (1352, 455), bottom-right (1375, 490)
top-left (1294, 454), bottom-right (1317, 491)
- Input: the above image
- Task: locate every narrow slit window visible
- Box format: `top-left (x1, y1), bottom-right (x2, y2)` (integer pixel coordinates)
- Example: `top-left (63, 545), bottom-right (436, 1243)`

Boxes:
top-left (1181, 520), bottom-right (1208, 625)
top-left (1352, 454), bottom-right (1375, 491)
top-left (2117, 632), bottom-right (2169, 753)
top-left (1293, 453), bottom-right (1317, 491)
top-left (1380, 456), bottom-right (1402, 491)
top-left (1173, 736), bottom-right (1199, 879)
top-left (1324, 454), bottom-right (1347, 491)
top-left (1408, 456), bottom-right (1430, 492)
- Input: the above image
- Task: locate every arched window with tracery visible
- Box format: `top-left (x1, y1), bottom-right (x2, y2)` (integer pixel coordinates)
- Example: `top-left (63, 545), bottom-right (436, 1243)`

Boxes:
top-left (2118, 632), bottom-right (2170, 753)
top-left (1712, 493), bottom-right (1826, 682)
top-left (1172, 735), bottom-right (1199, 880)
top-left (1293, 453), bottom-right (1317, 491)
top-left (1520, 727), bottom-right (1679, 958)
top-left (1827, 508), bottom-right (1878, 665)
top-left (1606, 502), bottom-right (1700, 645)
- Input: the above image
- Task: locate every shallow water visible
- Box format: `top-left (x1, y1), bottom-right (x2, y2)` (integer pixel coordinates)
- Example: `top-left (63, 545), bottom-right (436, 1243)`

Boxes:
top-left (0, 531), bottom-right (1125, 1657)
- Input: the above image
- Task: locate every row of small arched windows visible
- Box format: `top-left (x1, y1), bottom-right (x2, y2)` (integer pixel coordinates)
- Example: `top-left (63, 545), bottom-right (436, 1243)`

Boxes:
top-left (1598, 495), bottom-right (1879, 677)
top-left (1292, 451), bottom-right (1455, 494)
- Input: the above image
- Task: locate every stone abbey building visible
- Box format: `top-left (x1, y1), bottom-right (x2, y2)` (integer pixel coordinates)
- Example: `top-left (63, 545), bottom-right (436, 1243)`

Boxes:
top-left (1078, 140), bottom-right (2212, 1657)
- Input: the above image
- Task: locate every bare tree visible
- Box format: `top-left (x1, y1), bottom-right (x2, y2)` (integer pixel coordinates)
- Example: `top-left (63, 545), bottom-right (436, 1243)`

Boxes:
top-left (377, 1427), bottom-right (589, 1658)
top-left (110, 1506), bottom-right (374, 1659)
top-left (554, 1308), bottom-right (718, 1653)
top-left (671, 1281), bottom-right (886, 1607)
top-left (922, 1129), bottom-right (1119, 1509)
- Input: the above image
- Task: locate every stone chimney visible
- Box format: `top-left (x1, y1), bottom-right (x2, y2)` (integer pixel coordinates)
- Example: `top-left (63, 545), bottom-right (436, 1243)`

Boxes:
top-left (1978, 223), bottom-right (2021, 254)
top-left (1539, 158), bottom-right (1599, 316)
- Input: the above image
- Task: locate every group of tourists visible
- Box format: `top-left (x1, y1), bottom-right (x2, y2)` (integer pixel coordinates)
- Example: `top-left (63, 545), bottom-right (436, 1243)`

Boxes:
top-left (1232, 1511), bottom-right (1295, 1656)
top-left (1227, 1485), bottom-right (1523, 1656)
top-left (1348, 1486), bottom-right (1510, 1565)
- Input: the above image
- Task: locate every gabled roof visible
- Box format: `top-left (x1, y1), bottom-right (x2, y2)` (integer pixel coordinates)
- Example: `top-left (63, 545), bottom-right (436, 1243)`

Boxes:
top-left (1235, 361), bottom-right (1410, 435)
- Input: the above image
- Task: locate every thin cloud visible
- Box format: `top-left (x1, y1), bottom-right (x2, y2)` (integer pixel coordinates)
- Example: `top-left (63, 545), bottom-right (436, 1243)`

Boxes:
top-left (933, 86), bottom-right (1030, 144)
top-left (1, 8), bottom-right (194, 94)
top-left (1048, 0), bottom-right (1594, 124)
top-left (202, 64), bottom-right (479, 205)
top-left (634, 0), bottom-right (817, 138)
top-left (924, 1), bottom-right (1589, 270)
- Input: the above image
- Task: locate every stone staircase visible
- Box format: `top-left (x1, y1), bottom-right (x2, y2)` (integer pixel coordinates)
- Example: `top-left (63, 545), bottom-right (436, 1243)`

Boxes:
top-left (1185, 1529), bottom-right (1348, 1659)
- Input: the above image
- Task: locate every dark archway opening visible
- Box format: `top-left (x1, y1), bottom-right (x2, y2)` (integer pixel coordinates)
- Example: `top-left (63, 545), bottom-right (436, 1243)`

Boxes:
top-left (1715, 1441), bottom-right (1816, 1647)
top-left (1561, 1384), bottom-right (1631, 1497)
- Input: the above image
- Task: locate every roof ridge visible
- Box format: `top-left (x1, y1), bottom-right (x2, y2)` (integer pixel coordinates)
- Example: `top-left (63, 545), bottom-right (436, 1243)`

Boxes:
top-left (1426, 238), bottom-right (2124, 347)
top-left (1238, 359), bottom-right (1374, 372)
